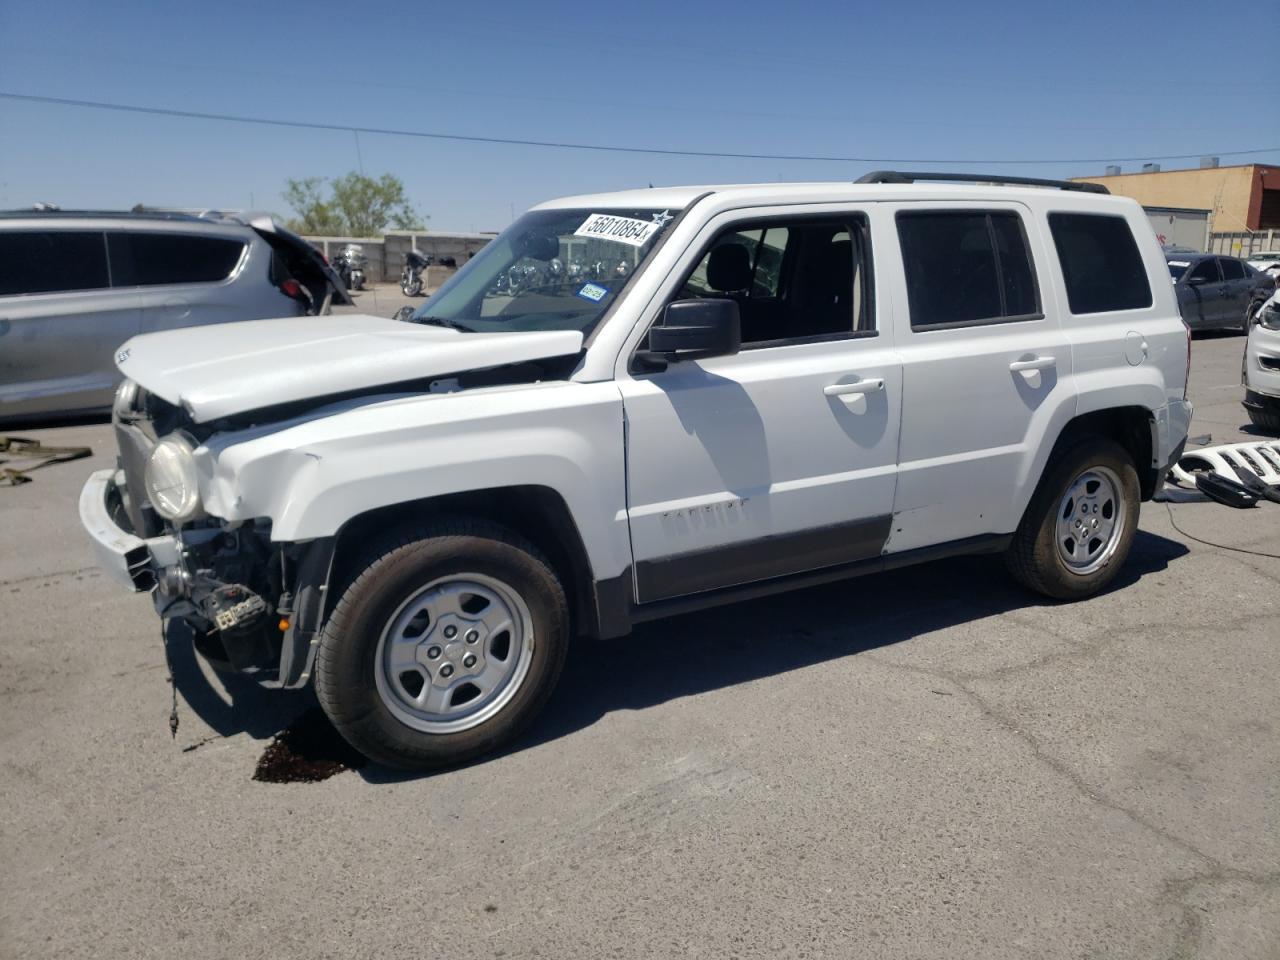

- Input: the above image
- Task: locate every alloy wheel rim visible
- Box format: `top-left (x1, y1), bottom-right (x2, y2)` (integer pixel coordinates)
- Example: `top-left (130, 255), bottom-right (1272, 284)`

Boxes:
top-left (373, 573), bottom-right (534, 734)
top-left (1055, 465), bottom-right (1126, 576)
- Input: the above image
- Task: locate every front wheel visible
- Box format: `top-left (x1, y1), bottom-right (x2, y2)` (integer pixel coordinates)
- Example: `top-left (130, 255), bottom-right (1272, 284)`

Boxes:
top-left (1005, 436), bottom-right (1140, 600)
top-left (1243, 301), bottom-right (1261, 335)
top-left (315, 518), bottom-right (569, 770)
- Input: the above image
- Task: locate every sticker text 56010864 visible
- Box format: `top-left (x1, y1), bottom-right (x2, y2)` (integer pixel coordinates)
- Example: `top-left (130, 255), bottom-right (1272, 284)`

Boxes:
top-left (573, 213), bottom-right (662, 248)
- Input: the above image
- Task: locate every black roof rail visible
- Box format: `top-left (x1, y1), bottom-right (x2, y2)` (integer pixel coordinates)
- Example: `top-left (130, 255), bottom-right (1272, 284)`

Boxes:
top-left (855, 170), bottom-right (1109, 195)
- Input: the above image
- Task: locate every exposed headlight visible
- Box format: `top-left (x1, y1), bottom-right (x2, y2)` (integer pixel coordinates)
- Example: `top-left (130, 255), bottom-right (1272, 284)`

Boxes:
top-left (144, 434), bottom-right (202, 523)
top-left (1259, 304), bottom-right (1280, 331)
top-left (112, 378), bottom-right (141, 421)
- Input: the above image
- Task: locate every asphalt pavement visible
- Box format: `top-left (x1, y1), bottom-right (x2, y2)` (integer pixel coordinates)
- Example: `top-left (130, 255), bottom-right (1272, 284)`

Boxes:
top-left (1, 322), bottom-right (1277, 959)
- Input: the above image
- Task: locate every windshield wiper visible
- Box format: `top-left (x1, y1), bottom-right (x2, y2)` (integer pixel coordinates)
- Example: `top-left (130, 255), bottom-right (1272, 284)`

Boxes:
top-left (413, 316), bottom-right (476, 333)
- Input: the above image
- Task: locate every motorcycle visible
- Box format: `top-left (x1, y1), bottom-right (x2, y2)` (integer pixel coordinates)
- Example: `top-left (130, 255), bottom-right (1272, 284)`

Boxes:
top-left (333, 243), bottom-right (367, 292)
top-left (400, 249), bottom-right (433, 297)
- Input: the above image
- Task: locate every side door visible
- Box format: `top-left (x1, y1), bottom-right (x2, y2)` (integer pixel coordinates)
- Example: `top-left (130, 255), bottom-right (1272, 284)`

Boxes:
top-left (0, 229), bottom-right (139, 419)
top-left (1182, 257), bottom-right (1223, 328)
top-left (1216, 257), bottom-right (1251, 328)
top-left (885, 202), bottom-right (1074, 552)
top-left (616, 206), bottom-right (901, 604)
top-left (107, 230), bottom-right (259, 334)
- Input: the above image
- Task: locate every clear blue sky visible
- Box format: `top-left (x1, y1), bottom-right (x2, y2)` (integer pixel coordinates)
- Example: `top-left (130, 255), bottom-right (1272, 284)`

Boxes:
top-left (0, 0), bottom-right (1274, 233)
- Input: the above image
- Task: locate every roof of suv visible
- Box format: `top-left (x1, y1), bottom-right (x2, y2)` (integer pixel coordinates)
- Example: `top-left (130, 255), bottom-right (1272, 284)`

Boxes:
top-left (534, 178), bottom-right (1128, 214)
top-left (0, 209), bottom-right (262, 232)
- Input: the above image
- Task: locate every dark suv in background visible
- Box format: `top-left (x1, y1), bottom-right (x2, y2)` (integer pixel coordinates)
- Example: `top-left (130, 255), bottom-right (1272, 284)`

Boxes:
top-left (1166, 251), bottom-right (1275, 333)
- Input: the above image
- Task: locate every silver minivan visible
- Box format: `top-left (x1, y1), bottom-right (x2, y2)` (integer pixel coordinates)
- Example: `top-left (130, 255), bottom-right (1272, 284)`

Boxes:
top-left (0, 210), bottom-right (349, 422)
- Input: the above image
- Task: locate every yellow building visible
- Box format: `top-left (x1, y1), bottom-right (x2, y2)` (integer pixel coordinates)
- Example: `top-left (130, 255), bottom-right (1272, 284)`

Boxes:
top-left (1071, 164), bottom-right (1280, 233)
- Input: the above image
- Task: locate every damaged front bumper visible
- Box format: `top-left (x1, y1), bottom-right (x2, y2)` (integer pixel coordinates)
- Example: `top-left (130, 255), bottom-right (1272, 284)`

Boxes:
top-left (79, 468), bottom-right (178, 591)
top-left (78, 467), bottom-right (334, 689)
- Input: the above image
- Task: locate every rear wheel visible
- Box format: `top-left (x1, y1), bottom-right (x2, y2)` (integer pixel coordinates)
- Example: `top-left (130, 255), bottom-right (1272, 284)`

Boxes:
top-left (1005, 436), bottom-right (1140, 600)
top-left (315, 518), bottom-right (569, 770)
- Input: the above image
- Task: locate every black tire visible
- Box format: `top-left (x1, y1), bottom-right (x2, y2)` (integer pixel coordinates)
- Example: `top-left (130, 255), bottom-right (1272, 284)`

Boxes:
top-left (1246, 403), bottom-right (1280, 434)
top-left (1005, 435), bottom-right (1140, 600)
top-left (315, 517), bottom-right (569, 770)
top-left (1243, 301), bottom-right (1261, 335)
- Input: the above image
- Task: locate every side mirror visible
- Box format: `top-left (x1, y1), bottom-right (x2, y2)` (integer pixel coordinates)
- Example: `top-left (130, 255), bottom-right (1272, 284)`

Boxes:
top-left (635, 298), bottom-right (741, 368)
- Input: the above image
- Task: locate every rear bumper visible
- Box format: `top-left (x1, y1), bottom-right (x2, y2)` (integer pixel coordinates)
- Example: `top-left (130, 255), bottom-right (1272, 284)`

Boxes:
top-left (79, 468), bottom-right (178, 592)
top-left (1156, 399), bottom-right (1194, 474)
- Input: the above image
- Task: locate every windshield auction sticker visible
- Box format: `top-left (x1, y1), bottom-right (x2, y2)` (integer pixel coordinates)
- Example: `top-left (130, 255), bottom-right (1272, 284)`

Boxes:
top-left (574, 213), bottom-right (662, 248)
top-left (576, 282), bottom-right (609, 303)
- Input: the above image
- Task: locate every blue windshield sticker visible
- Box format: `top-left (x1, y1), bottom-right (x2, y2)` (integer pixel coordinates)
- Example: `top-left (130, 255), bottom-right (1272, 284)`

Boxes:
top-left (576, 282), bottom-right (610, 303)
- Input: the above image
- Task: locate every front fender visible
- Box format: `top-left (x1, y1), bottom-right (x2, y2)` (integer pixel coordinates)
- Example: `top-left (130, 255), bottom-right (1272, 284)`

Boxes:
top-left (197, 381), bottom-right (632, 582)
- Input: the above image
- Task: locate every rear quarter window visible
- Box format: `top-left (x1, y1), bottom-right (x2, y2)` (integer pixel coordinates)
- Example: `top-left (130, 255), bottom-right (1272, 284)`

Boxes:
top-left (1048, 213), bottom-right (1152, 314)
top-left (107, 232), bottom-right (247, 287)
top-left (0, 231), bottom-right (110, 296)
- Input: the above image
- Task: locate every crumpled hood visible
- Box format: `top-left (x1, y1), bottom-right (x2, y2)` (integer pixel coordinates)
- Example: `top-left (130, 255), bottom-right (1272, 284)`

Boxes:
top-left (115, 314), bottom-right (584, 423)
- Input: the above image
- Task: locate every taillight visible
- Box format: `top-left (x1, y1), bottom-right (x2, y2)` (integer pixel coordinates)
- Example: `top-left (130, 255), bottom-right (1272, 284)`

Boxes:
top-left (279, 278), bottom-right (306, 301)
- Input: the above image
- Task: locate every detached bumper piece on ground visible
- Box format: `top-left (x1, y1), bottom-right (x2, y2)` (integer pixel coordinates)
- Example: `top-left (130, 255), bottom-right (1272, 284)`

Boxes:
top-left (1167, 439), bottom-right (1280, 508)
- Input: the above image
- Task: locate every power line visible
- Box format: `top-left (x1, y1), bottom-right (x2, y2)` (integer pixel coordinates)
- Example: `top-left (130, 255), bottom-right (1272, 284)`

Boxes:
top-left (3, 90), bottom-right (1278, 167)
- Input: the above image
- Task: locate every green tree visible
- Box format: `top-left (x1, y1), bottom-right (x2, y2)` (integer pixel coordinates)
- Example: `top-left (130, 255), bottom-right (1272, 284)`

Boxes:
top-left (282, 172), bottom-right (423, 236)
top-left (281, 177), bottom-right (345, 235)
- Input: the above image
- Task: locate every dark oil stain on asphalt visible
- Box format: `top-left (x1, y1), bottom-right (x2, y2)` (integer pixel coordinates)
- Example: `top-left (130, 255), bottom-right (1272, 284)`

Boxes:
top-left (253, 708), bottom-right (367, 783)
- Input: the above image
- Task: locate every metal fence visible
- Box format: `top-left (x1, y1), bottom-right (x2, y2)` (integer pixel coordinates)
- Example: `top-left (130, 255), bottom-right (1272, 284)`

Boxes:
top-left (1207, 230), bottom-right (1279, 257)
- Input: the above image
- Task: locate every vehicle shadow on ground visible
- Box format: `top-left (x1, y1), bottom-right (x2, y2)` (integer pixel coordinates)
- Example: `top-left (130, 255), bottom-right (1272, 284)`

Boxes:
top-left (166, 621), bottom-right (315, 741)
top-left (168, 529), bottom-right (1188, 781)
top-left (362, 528), bottom-right (1189, 784)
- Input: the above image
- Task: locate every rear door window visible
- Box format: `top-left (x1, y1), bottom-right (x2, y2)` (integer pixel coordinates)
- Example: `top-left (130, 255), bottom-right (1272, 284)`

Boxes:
top-left (897, 210), bottom-right (1041, 329)
top-left (107, 232), bottom-right (246, 287)
top-left (1047, 213), bottom-right (1152, 314)
top-left (1219, 257), bottom-right (1245, 281)
top-left (0, 230), bottom-right (109, 296)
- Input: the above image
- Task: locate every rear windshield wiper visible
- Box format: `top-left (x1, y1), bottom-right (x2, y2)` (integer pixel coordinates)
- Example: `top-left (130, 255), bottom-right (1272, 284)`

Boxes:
top-left (413, 316), bottom-right (476, 333)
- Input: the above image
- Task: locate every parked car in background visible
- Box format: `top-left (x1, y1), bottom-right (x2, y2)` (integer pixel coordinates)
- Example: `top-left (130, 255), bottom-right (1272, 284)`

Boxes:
top-left (0, 210), bottom-right (350, 422)
top-left (1243, 290), bottom-right (1280, 433)
top-left (1246, 250), bottom-right (1280, 280)
top-left (1166, 251), bottom-right (1275, 333)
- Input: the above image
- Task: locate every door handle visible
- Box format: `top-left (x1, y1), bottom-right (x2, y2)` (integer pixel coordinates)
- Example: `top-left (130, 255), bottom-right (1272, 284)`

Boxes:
top-left (1009, 356), bottom-right (1056, 372)
top-left (824, 378), bottom-right (884, 398)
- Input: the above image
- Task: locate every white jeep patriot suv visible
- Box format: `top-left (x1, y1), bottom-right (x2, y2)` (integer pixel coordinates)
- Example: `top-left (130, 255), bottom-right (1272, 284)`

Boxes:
top-left (81, 172), bottom-right (1193, 769)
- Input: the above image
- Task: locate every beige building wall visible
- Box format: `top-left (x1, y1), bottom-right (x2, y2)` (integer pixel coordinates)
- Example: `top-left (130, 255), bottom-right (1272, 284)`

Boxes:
top-left (1072, 165), bottom-right (1267, 233)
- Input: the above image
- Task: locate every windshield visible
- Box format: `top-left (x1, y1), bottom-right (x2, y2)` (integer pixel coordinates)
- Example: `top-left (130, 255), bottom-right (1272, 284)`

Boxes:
top-left (410, 207), bottom-right (679, 335)
top-left (1167, 261), bottom-right (1190, 281)
top-left (1247, 252), bottom-right (1280, 262)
